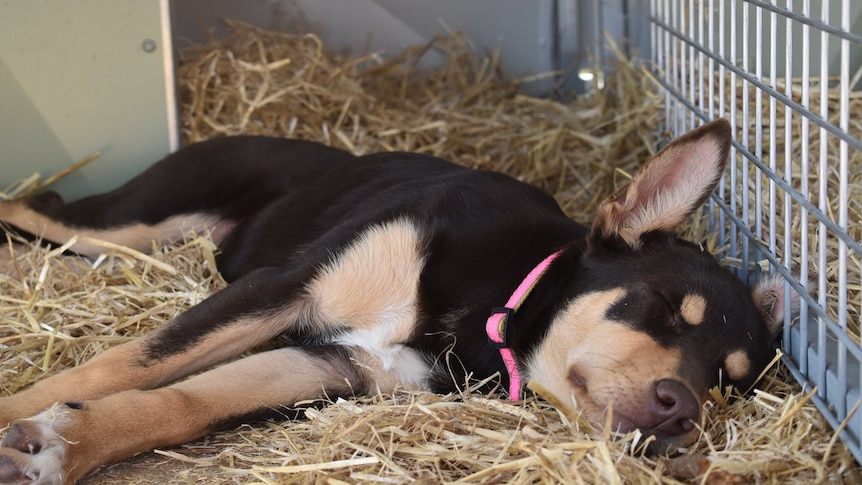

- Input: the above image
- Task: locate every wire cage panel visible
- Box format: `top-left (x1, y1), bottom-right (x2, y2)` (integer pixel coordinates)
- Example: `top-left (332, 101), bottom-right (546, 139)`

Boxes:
top-left (650, 0), bottom-right (862, 463)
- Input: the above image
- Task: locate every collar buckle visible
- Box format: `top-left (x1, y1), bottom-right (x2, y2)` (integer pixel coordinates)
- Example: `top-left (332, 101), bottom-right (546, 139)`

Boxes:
top-left (487, 306), bottom-right (514, 349)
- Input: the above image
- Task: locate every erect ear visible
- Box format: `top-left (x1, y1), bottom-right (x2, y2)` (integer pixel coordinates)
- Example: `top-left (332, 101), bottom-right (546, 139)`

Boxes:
top-left (751, 273), bottom-right (801, 339)
top-left (589, 119), bottom-right (732, 250)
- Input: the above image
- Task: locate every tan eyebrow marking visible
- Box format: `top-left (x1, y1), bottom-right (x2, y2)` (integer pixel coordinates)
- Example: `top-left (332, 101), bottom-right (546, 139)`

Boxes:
top-left (680, 294), bottom-right (707, 326)
top-left (724, 350), bottom-right (751, 381)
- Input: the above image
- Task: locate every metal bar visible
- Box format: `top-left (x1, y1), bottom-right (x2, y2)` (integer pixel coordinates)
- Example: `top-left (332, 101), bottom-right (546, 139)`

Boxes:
top-left (708, 0), bottom-right (716, 120)
top-left (768, 1), bottom-right (778, 261)
top-left (655, 0), bottom-right (660, 122)
top-left (730, 0), bottom-right (739, 262)
top-left (707, 0), bottom-right (717, 235)
top-left (783, 0), bottom-right (795, 350)
top-left (741, 0), bottom-right (752, 279)
top-left (698, 0), bottom-right (705, 127)
top-left (689, 0), bottom-right (696, 130)
top-left (737, 2), bottom-right (751, 281)
top-left (653, 0), bottom-right (660, 123)
top-left (816, 0), bottom-right (831, 408)
top-left (754, 2), bottom-right (764, 266)
top-left (668, 0), bottom-right (673, 130)
top-left (711, 198), bottom-right (862, 359)
top-left (650, 72), bottom-right (862, 256)
top-left (671, 0), bottom-right (680, 132)
top-left (743, 0), bottom-right (862, 44)
top-left (650, 16), bottom-right (862, 152)
top-left (719, 0), bottom-right (728, 248)
top-left (159, 0), bottom-right (179, 152)
top-left (782, 357), bottom-right (862, 464)
top-left (837, 0), bottom-right (851, 421)
top-left (799, 0), bottom-right (811, 379)
top-left (735, 147), bottom-right (862, 253)
top-left (680, 0), bottom-right (687, 132)
top-left (592, 0), bottom-right (603, 84)
top-left (711, 199), bottom-right (862, 353)
top-left (838, 0), bottom-right (854, 424)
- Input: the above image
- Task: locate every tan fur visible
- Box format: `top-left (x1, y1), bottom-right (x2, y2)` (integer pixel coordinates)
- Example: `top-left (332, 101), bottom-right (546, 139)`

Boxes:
top-left (0, 200), bottom-right (232, 258)
top-left (306, 218), bottom-right (424, 337)
top-left (527, 288), bottom-right (687, 430)
top-left (680, 294), bottom-right (707, 326)
top-left (724, 350), bottom-right (751, 382)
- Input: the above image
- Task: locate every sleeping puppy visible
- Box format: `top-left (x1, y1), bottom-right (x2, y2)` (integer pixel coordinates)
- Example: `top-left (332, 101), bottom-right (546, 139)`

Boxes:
top-left (0, 119), bottom-right (790, 484)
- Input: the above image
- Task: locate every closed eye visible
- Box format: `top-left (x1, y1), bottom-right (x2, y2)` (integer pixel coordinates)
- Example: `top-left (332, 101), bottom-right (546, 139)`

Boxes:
top-left (659, 294), bottom-right (682, 327)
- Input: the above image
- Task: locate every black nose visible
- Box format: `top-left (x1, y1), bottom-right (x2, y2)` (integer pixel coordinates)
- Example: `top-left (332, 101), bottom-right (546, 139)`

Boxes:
top-left (651, 379), bottom-right (700, 437)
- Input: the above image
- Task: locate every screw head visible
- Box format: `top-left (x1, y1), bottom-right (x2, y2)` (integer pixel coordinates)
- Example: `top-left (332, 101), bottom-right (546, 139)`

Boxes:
top-left (142, 39), bottom-right (157, 53)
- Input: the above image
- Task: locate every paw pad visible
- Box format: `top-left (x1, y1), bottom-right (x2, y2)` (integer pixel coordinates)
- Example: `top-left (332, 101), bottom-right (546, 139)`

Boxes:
top-left (0, 455), bottom-right (29, 482)
top-left (1, 423), bottom-right (42, 454)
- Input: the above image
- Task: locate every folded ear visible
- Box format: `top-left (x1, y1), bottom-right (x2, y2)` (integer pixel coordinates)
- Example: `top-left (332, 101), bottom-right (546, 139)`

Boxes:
top-left (751, 273), bottom-right (802, 339)
top-left (589, 119), bottom-right (732, 250)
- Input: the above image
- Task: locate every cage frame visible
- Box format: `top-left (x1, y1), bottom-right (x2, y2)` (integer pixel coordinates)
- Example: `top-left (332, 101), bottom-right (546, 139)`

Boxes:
top-left (649, 0), bottom-right (862, 463)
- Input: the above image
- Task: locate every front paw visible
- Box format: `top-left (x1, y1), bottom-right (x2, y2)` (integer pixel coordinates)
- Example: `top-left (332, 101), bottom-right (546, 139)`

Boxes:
top-left (0, 407), bottom-right (74, 485)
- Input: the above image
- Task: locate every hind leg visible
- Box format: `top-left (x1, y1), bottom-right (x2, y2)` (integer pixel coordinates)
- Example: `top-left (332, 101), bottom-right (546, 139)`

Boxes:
top-left (0, 198), bottom-right (233, 258)
top-left (0, 136), bottom-right (355, 258)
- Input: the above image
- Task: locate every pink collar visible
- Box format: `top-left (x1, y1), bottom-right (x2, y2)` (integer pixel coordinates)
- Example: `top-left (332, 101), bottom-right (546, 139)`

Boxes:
top-left (485, 250), bottom-right (564, 400)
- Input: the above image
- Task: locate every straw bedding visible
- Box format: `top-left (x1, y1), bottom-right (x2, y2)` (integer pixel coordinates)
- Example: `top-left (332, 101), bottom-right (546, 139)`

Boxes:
top-left (2, 21), bottom-right (861, 484)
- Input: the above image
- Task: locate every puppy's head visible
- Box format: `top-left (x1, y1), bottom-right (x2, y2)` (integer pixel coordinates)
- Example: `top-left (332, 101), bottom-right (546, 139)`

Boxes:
top-left (527, 119), bottom-right (791, 453)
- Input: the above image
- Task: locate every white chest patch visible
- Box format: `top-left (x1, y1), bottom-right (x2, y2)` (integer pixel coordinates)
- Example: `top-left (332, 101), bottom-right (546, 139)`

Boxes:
top-left (335, 325), bottom-right (431, 387)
